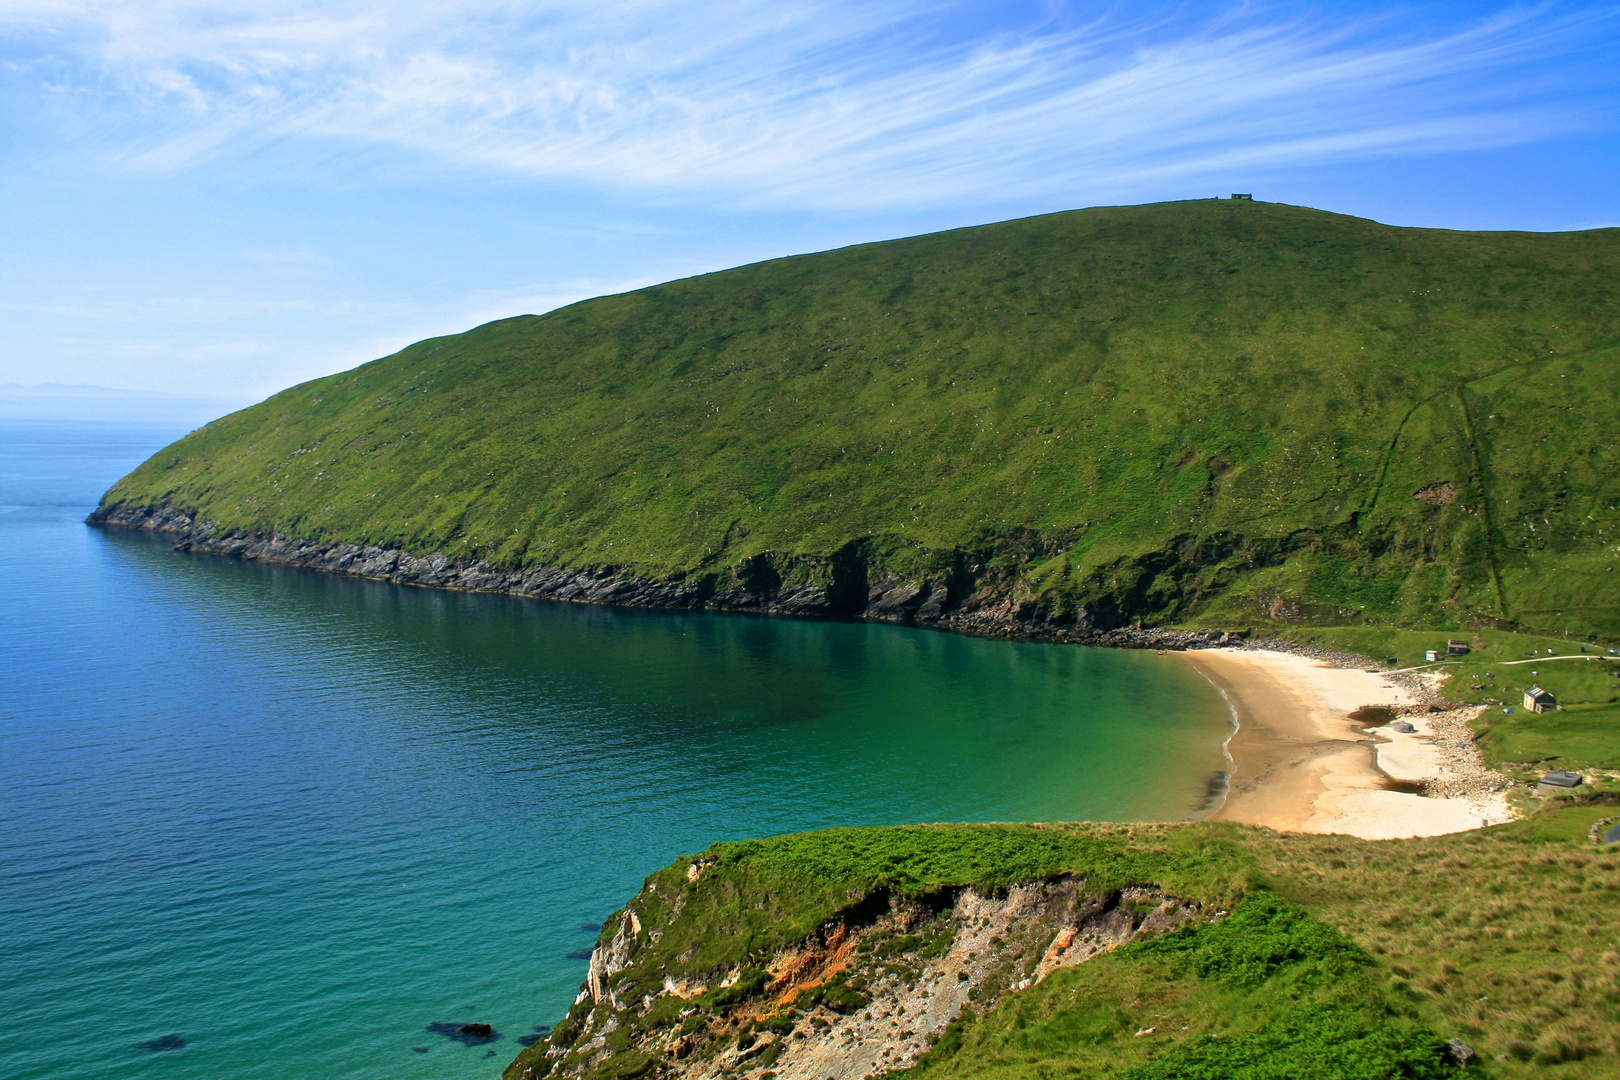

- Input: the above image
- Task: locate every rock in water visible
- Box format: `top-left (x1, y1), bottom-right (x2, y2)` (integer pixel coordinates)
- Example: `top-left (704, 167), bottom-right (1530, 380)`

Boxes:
top-left (425, 1021), bottom-right (502, 1045)
top-left (137, 1034), bottom-right (187, 1052)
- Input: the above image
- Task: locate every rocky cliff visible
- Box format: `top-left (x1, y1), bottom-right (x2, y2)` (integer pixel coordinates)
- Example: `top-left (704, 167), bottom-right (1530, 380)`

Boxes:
top-left (91, 502), bottom-right (1244, 648)
top-left (493, 823), bottom-right (1506, 1080)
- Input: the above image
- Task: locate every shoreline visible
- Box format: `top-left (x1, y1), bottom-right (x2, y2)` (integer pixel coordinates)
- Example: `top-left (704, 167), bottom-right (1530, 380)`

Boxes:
top-left (85, 506), bottom-right (1240, 651)
top-left (1183, 648), bottom-right (1514, 839)
top-left (91, 510), bottom-right (1516, 840)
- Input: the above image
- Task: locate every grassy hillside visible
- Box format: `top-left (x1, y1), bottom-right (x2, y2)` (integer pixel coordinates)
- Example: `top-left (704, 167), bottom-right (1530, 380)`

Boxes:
top-left (505, 808), bottom-right (1620, 1080)
top-left (95, 199), bottom-right (1620, 638)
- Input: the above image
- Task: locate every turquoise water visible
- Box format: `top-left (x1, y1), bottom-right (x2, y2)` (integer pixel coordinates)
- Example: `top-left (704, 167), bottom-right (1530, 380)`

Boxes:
top-left (0, 420), bottom-right (1232, 1080)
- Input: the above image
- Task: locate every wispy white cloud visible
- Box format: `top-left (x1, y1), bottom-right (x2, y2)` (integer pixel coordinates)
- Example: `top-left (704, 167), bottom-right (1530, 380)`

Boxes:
top-left (20, 294), bottom-right (406, 323)
top-left (4, 2), bottom-right (1617, 208)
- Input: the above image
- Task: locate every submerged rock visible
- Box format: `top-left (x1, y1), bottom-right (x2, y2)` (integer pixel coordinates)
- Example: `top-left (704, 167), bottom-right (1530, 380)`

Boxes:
top-left (425, 1021), bottom-right (501, 1046)
top-left (137, 1034), bottom-right (187, 1053)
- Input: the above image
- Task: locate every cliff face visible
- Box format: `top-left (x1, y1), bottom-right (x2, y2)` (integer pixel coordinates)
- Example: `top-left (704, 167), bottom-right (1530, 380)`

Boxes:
top-left (494, 824), bottom-right (1503, 1080)
top-left (520, 877), bottom-right (1198, 1080)
top-left (90, 503), bottom-right (1242, 648)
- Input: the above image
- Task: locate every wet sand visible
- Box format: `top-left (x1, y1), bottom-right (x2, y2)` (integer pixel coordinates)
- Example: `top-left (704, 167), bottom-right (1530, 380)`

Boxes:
top-left (1182, 649), bottom-right (1511, 839)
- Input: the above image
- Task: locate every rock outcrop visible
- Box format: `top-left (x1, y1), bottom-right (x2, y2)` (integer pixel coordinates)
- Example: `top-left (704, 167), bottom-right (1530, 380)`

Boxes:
top-left (88, 503), bottom-right (1244, 651)
top-left (511, 876), bottom-right (1204, 1080)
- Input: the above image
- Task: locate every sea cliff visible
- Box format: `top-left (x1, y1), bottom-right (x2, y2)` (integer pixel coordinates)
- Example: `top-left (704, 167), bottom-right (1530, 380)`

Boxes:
top-left (499, 817), bottom-right (1620, 1080)
top-left (90, 502), bottom-right (1242, 649)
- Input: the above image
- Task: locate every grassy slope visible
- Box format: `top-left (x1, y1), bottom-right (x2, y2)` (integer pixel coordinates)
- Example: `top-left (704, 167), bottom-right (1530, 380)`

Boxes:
top-left (509, 810), bottom-right (1620, 1080)
top-left (98, 200), bottom-right (1620, 639)
top-left (910, 812), bottom-right (1620, 1079)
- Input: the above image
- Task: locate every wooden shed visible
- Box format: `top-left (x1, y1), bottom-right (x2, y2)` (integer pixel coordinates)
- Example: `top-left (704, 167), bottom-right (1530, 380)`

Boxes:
top-left (1447, 639), bottom-right (1470, 656)
top-left (1524, 686), bottom-right (1558, 713)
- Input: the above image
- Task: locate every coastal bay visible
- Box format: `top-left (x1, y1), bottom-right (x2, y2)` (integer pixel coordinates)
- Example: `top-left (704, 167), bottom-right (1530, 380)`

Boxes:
top-left (1, 420), bottom-right (1234, 1080)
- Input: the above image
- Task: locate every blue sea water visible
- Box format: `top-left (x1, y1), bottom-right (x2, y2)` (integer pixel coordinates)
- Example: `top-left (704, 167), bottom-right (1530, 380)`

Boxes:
top-left (0, 420), bottom-right (1233, 1080)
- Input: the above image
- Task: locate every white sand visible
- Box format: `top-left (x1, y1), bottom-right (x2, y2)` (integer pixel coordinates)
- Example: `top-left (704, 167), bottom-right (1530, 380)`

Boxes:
top-left (1182, 649), bottom-right (1513, 840)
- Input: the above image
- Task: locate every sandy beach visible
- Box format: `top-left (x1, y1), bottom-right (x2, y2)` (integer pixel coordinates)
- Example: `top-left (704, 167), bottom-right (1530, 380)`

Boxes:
top-left (1182, 648), bottom-right (1513, 840)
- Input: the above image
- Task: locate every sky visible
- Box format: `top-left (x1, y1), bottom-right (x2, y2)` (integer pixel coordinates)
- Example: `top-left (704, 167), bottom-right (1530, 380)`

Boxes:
top-left (2, 1), bottom-right (1618, 411)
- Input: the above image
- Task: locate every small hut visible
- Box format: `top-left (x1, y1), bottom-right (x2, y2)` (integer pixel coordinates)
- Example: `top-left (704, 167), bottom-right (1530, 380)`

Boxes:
top-left (1524, 686), bottom-right (1558, 713)
top-left (1231, 193), bottom-right (1253, 200)
top-left (1447, 639), bottom-right (1470, 656)
top-left (1540, 769), bottom-right (1583, 788)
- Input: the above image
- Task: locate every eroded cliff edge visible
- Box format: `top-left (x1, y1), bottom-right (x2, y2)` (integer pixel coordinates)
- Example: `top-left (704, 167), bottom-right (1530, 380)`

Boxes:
top-left (497, 823), bottom-right (1527, 1080)
top-left (90, 503), bottom-right (1243, 648)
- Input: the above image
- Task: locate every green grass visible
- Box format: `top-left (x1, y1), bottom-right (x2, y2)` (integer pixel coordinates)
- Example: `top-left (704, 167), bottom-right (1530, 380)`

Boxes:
top-left (507, 807), bottom-right (1620, 1080)
top-left (899, 812), bottom-right (1620, 1079)
top-left (544, 824), bottom-right (1263, 1012)
top-left (96, 199), bottom-right (1620, 640)
top-left (1475, 707), bottom-right (1620, 771)
top-left (1261, 626), bottom-right (1618, 672)
top-left (909, 897), bottom-right (1457, 1080)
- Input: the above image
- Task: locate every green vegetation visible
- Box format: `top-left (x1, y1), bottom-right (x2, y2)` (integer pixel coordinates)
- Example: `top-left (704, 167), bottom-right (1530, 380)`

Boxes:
top-left (85, 196), bottom-right (1620, 1078)
top-left (510, 808), bottom-right (1620, 1080)
top-left (1478, 709), bottom-right (1620, 773)
top-left (543, 824), bottom-right (1260, 1011)
top-left (96, 200), bottom-right (1620, 639)
top-left (920, 896), bottom-right (1455, 1080)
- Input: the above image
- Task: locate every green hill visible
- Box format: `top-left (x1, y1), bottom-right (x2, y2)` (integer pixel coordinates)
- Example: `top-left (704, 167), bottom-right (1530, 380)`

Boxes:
top-left (93, 199), bottom-right (1620, 640)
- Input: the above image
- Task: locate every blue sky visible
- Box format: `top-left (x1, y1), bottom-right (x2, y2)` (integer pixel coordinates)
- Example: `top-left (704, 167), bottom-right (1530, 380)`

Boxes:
top-left (2, 1), bottom-right (1617, 407)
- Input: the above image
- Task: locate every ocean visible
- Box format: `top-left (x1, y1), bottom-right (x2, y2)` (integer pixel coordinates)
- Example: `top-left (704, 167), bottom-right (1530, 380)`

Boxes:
top-left (0, 419), bottom-right (1233, 1080)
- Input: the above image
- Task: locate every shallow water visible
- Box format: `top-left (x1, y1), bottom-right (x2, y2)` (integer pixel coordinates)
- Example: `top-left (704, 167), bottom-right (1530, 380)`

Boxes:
top-left (0, 420), bottom-right (1232, 1080)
